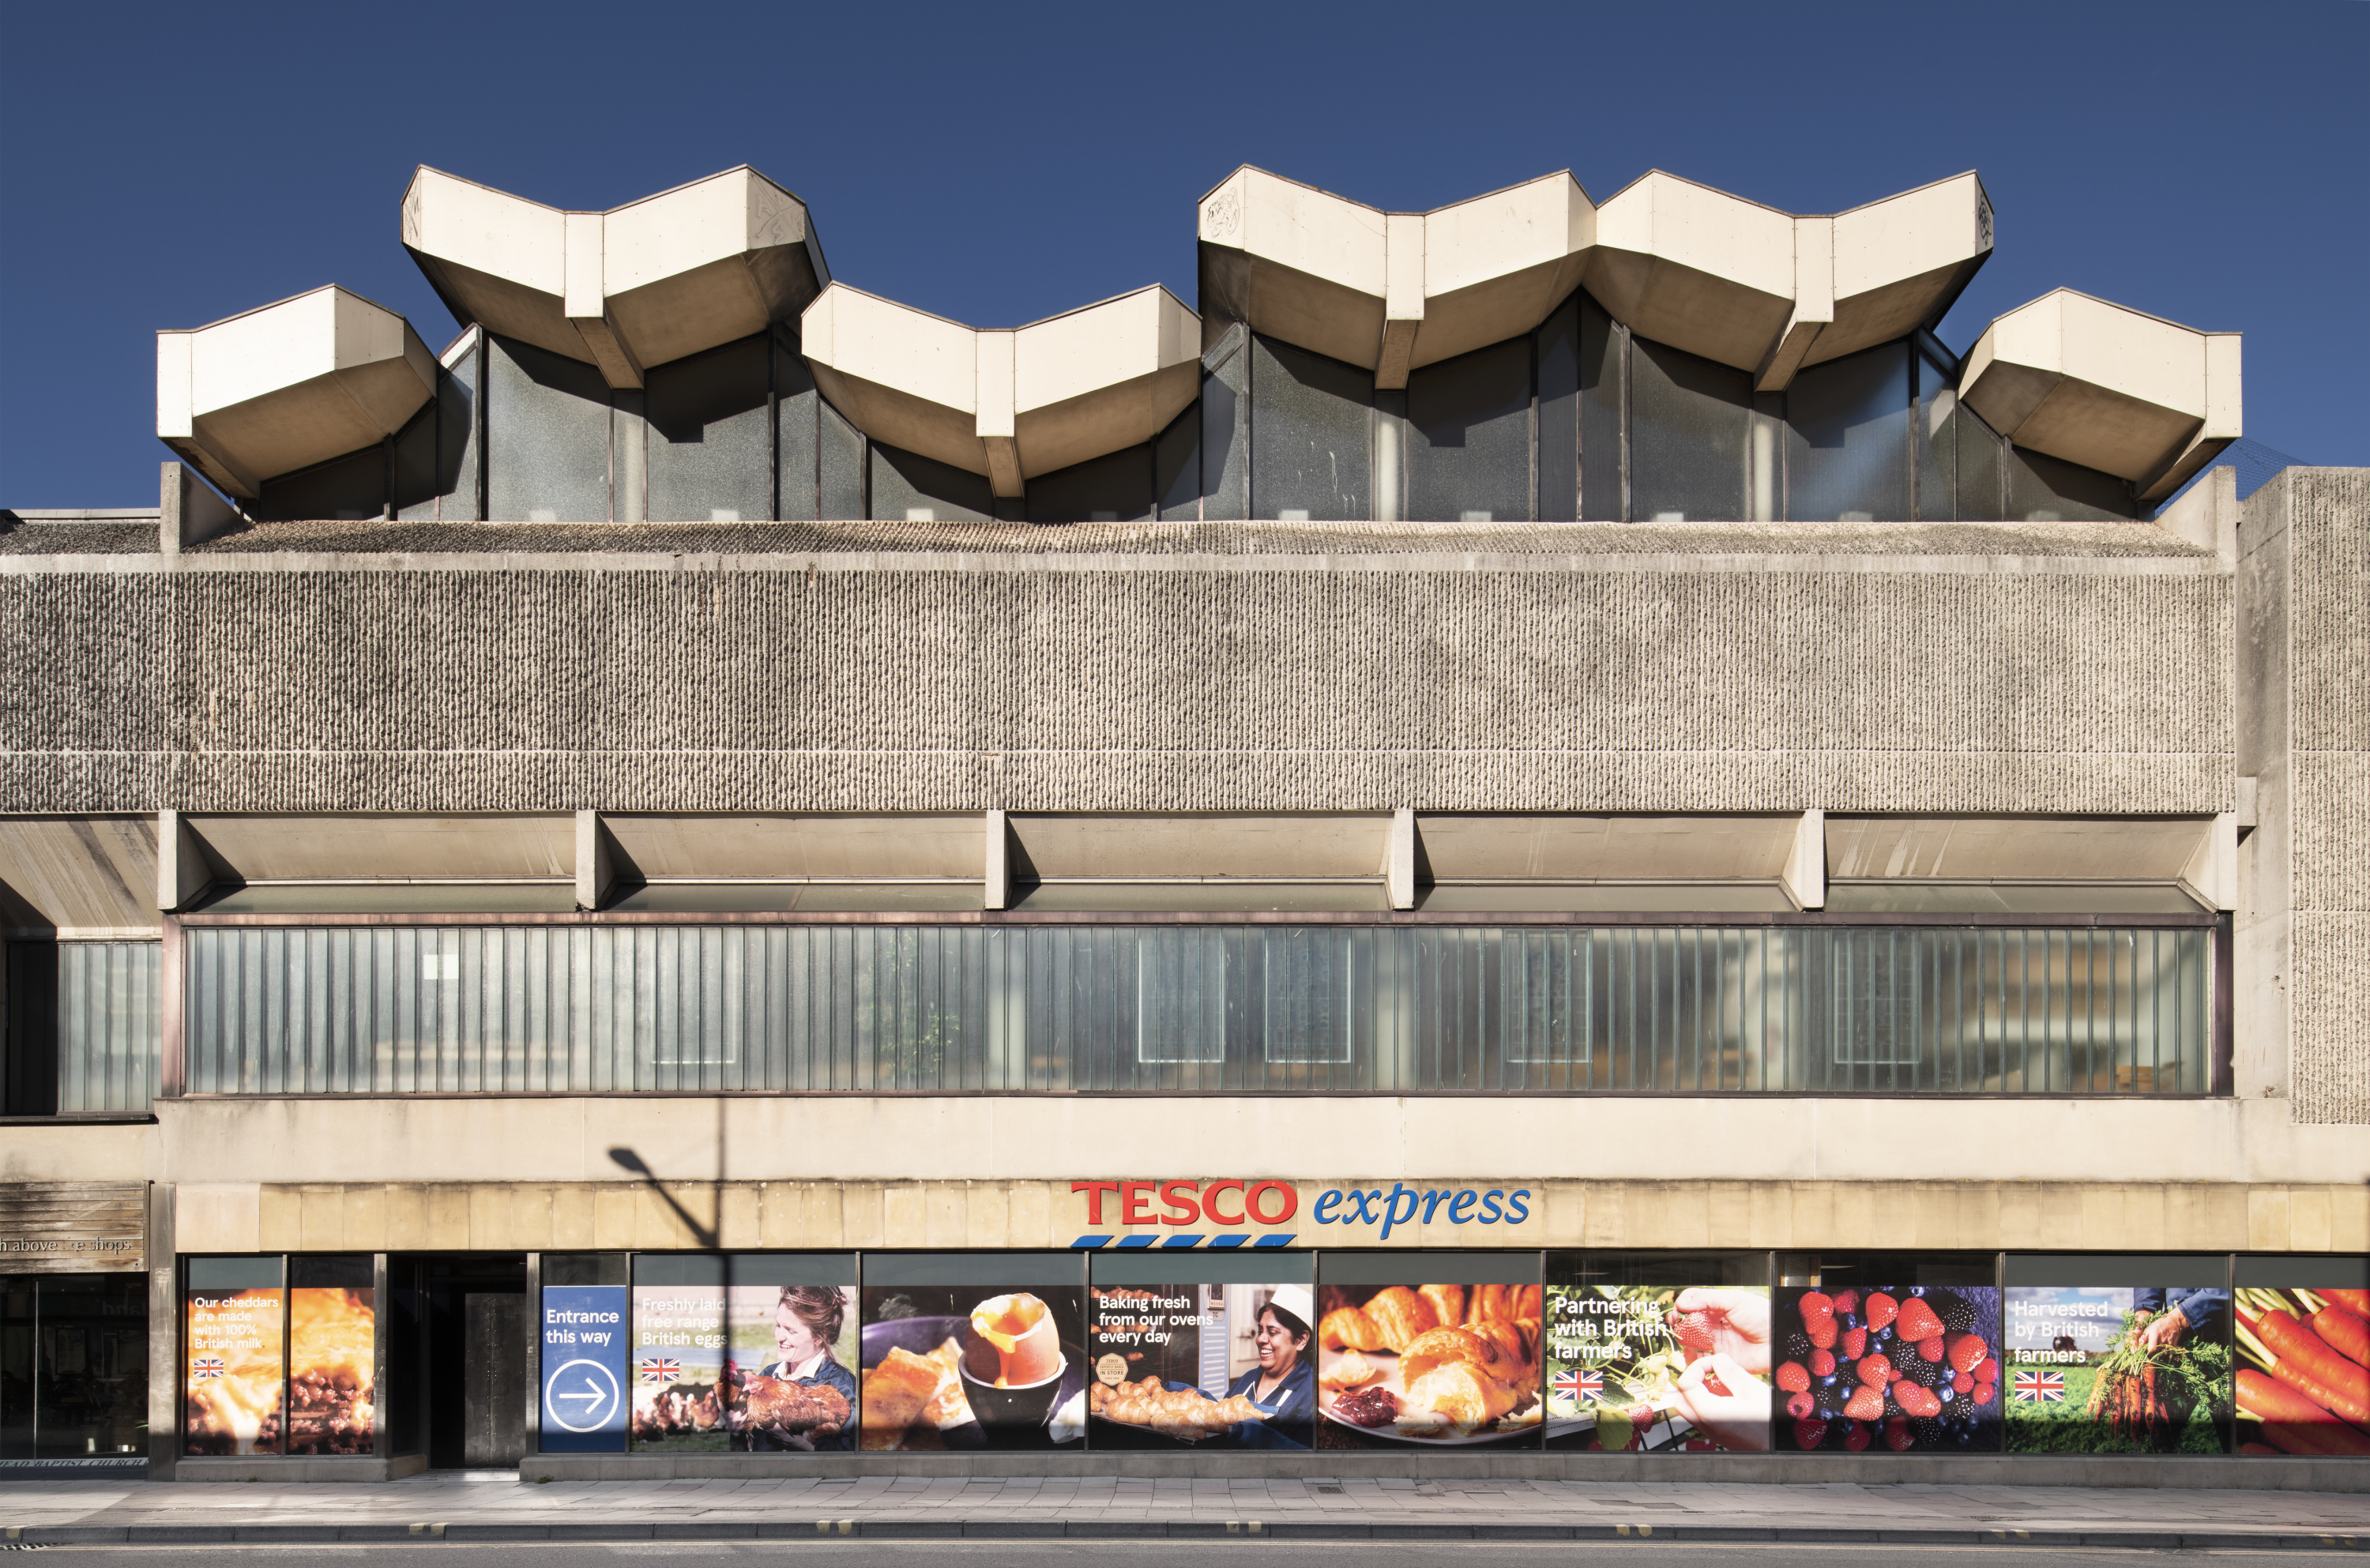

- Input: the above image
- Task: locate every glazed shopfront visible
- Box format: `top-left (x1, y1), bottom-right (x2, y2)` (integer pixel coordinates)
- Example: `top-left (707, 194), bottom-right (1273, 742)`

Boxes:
top-left (157, 1176), bottom-right (2370, 1476)
top-left (0, 1183), bottom-right (149, 1476)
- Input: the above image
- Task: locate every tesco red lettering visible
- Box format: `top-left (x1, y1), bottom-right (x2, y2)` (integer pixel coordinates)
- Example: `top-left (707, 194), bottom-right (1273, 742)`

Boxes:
top-left (1159, 1181), bottom-right (1202, 1224)
top-left (1119, 1181), bottom-right (1157, 1226)
top-left (1247, 1182), bottom-right (1297, 1224)
top-left (1200, 1179), bottom-right (1246, 1226)
top-left (1070, 1181), bottom-right (1122, 1225)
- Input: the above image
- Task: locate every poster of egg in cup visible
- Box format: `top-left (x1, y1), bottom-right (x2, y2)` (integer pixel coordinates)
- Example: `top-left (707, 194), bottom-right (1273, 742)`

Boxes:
top-left (858, 1254), bottom-right (1088, 1450)
top-left (1315, 1254), bottom-right (1545, 1448)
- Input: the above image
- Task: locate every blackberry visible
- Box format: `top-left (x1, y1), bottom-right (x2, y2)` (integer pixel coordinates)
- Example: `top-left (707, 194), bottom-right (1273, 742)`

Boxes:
top-left (1782, 1330), bottom-right (1814, 1363)
top-left (1931, 1290), bottom-right (1982, 1334)
top-left (1897, 1354), bottom-right (1945, 1389)
top-left (1909, 1416), bottom-right (1947, 1447)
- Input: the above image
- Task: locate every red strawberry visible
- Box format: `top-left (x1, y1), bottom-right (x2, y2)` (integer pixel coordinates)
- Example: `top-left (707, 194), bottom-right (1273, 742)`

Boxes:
top-left (1809, 1348), bottom-right (1836, 1378)
top-left (1843, 1385), bottom-right (1883, 1422)
top-left (1884, 1416), bottom-right (1917, 1451)
top-left (1702, 1367), bottom-right (1733, 1398)
top-left (1856, 1354), bottom-right (1892, 1386)
top-left (1776, 1362), bottom-right (1811, 1393)
top-left (1793, 1417), bottom-right (1830, 1450)
top-left (1831, 1289), bottom-right (1860, 1315)
top-left (1972, 1382), bottom-right (1996, 1406)
top-left (1808, 1322), bottom-right (1838, 1349)
top-left (1864, 1292), bottom-right (1898, 1332)
top-left (1842, 1419), bottom-right (1872, 1452)
top-left (1952, 1371), bottom-right (1974, 1394)
top-left (1917, 1335), bottom-right (1947, 1363)
top-left (1973, 1356), bottom-right (1999, 1385)
top-left (1895, 1299), bottom-right (1944, 1343)
top-left (1841, 1326), bottom-right (1868, 1359)
top-left (1798, 1292), bottom-right (1834, 1322)
top-left (1946, 1332), bottom-right (1985, 1374)
top-left (1671, 1310), bottom-right (1718, 1353)
top-left (1786, 1390), bottom-right (1815, 1419)
top-left (1895, 1382), bottom-right (1942, 1418)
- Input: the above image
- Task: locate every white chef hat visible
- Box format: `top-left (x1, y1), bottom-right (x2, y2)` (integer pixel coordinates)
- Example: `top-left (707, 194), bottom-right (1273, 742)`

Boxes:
top-left (1263, 1283), bottom-right (1315, 1334)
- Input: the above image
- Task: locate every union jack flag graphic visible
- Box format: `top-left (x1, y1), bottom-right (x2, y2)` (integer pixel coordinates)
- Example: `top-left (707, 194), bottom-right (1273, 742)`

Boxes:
top-left (1552, 1367), bottom-right (1604, 1402)
top-left (2012, 1370), bottom-right (2065, 1402)
top-left (640, 1358), bottom-right (681, 1384)
top-left (193, 1357), bottom-right (224, 1380)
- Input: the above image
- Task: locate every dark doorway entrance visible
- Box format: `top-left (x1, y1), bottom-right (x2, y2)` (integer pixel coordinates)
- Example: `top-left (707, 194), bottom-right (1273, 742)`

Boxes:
top-left (389, 1255), bottom-right (526, 1470)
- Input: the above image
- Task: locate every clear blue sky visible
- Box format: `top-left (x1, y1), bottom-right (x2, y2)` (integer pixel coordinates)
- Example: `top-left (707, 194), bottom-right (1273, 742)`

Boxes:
top-left (3, 0), bottom-right (2363, 506)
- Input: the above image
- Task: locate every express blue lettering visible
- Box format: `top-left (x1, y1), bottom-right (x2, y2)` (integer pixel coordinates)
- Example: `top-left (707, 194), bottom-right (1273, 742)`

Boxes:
top-left (1448, 1190), bottom-right (1477, 1224)
top-left (1507, 1189), bottom-right (1531, 1224)
top-left (1313, 1190), bottom-right (1345, 1224)
top-left (1478, 1189), bottom-right (1505, 1224)
top-left (1379, 1184), bottom-right (1422, 1240)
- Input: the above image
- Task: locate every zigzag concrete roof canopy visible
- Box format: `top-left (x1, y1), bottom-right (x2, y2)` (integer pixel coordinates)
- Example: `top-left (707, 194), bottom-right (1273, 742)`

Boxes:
top-left (155, 285), bottom-right (436, 499)
top-left (1959, 288), bottom-right (2240, 503)
top-left (801, 284), bottom-right (1200, 497)
top-left (1199, 167), bottom-right (1992, 393)
top-left (399, 165), bottom-right (829, 390)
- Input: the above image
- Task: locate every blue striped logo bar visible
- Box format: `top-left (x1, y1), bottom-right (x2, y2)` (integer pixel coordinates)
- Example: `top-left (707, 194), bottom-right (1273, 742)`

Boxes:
top-left (1068, 1234), bottom-right (1300, 1250)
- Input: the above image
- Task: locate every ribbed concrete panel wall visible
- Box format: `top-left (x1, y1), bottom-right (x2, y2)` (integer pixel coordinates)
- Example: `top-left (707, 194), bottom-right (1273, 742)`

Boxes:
top-left (2, 526), bottom-right (2228, 818)
top-left (2278, 468), bottom-right (2370, 1124)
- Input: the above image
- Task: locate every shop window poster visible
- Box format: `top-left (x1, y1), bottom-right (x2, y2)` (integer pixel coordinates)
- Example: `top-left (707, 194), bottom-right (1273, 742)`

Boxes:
top-left (1088, 1281), bottom-right (1315, 1450)
top-left (2234, 1284), bottom-right (2369, 1457)
top-left (286, 1288), bottom-right (374, 1455)
top-left (725, 1284), bottom-right (859, 1452)
top-left (859, 1267), bottom-right (1086, 1451)
top-left (1544, 1285), bottom-right (1773, 1452)
top-left (184, 1288), bottom-right (282, 1455)
top-left (2004, 1286), bottom-right (2229, 1453)
top-left (630, 1280), bottom-right (730, 1451)
top-left (1772, 1285), bottom-right (2001, 1453)
top-left (1314, 1278), bottom-right (1543, 1448)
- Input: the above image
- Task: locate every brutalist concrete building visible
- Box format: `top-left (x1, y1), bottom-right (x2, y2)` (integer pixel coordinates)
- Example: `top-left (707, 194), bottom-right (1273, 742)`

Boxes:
top-left (2, 163), bottom-right (2364, 1484)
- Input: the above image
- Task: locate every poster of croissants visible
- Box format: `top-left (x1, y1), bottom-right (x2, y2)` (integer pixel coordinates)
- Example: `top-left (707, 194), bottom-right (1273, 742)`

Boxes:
top-left (860, 1274), bottom-right (1089, 1450)
top-left (1315, 1276), bottom-right (1546, 1446)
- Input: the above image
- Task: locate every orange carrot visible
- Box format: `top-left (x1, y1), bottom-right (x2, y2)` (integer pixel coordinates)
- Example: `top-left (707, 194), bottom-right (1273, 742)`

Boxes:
top-left (2326, 1289), bottom-right (2370, 1319)
top-left (2254, 1309), bottom-right (2370, 1424)
top-left (2236, 1371), bottom-right (2370, 1456)
top-left (2311, 1303), bottom-right (2369, 1369)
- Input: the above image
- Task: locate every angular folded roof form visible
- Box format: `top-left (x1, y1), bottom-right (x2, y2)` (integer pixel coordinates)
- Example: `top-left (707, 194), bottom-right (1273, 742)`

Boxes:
top-left (801, 284), bottom-right (1199, 496)
top-left (155, 285), bottom-right (436, 498)
top-left (1198, 166), bottom-right (1992, 393)
top-left (1958, 288), bottom-right (2240, 502)
top-left (400, 165), bottom-right (829, 389)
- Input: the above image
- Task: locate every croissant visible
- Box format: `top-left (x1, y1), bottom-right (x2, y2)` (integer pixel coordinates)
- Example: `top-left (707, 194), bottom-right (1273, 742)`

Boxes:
top-left (1399, 1325), bottom-right (1517, 1387)
top-left (1364, 1286), bottom-right (1437, 1352)
top-left (1093, 1376), bottom-right (1265, 1436)
top-left (1404, 1362), bottom-right (1518, 1428)
top-left (1468, 1283), bottom-right (1508, 1323)
top-left (1320, 1306), bottom-right (1384, 1352)
top-left (1418, 1283), bottom-right (1465, 1329)
top-left (1320, 1350), bottom-right (1378, 1389)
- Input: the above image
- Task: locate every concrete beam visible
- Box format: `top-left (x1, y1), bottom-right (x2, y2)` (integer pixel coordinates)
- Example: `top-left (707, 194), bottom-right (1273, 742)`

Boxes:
top-left (564, 212), bottom-right (643, 390)
top-left (574, 810), bottom-right (614, 912)
top-left (2155, 461), bottom-right (2239, 562)
top-left (976, 329), bottom-right (1021, 498)
top-left (1756, 220), bottom-right (1831, 392)
top-left (1385, 809), bottom-right (1417, 910)
top-left (0, 818), bottom-right (162, 935)
top-left (1375, 214), bottom-right (1424, 391)
top-left (1781, 809), bottom-right (1826, 910)
top-left (2180, 811), bottom-right (2239, 912)
top-left (160, 461), bottom-right (238, 555)
top-left (984, 810), bottom-right (1010, 911)
top-left (158, 810), bottom-right (213, 912)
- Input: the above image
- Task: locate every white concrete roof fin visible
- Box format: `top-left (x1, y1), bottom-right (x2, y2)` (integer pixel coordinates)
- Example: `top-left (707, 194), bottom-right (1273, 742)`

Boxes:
top-left (801, 282), bottom-right (1200, 490)
top-left (1195, 164), bottom-right (1596, 377)
top-left (155, 284), bottom-right (435, 499)
top-left (401, 164), bottom-right (829, 389)
top-left (1958, 288), bottom-right (2241, 502)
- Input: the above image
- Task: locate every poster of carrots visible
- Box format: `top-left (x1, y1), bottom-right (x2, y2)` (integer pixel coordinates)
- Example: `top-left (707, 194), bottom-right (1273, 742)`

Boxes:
top-left (2234, 1284), bottom-right (2370, 1457)
top-left (2003, 1286), bottom-right (2229, 1453)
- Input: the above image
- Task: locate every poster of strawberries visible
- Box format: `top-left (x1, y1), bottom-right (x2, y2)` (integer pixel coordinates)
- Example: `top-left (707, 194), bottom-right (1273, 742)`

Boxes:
top-left (1544, 1285), bottom-right (1774, 1452)
top-left (2233, 1283), bottom-right (2369, 1457)
top-left (1771, 1285), bottom-right (2002, 1453)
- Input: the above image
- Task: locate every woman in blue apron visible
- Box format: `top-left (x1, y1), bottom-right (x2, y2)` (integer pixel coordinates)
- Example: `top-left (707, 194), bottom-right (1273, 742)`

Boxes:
top-left (1222, 1284), bottom-right (1317, 1450)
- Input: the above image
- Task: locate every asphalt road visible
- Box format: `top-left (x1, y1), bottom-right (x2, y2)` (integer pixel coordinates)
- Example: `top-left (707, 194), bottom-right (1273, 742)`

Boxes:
top-left (19, 1544), bottom-right (2364, 1565)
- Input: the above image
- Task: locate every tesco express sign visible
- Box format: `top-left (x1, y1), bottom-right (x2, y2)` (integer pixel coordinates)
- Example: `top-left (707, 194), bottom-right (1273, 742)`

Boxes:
top-left (1071, 1181), bottom-right (1533, 1242)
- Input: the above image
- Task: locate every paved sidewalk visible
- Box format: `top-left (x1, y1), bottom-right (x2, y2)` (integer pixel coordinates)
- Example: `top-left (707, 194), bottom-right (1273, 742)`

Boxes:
top-left (4, 1474), bottom-right (2369, 1548)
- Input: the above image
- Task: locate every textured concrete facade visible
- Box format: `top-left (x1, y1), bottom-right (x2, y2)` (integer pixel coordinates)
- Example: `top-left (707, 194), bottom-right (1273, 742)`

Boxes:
top-left (0, 519), bottom-right (2229, 818)
top-left (2242, 469), bottom-right (2370, 1124)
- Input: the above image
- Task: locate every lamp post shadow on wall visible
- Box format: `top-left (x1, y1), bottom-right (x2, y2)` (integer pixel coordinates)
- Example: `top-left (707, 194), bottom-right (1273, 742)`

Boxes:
top-left (606, 1145), bottom-right (720, 1252)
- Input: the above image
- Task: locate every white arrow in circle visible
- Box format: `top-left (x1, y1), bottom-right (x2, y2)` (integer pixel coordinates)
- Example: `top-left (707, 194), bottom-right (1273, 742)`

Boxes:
top-left (562, 1380), bottom-right (605, 1405)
